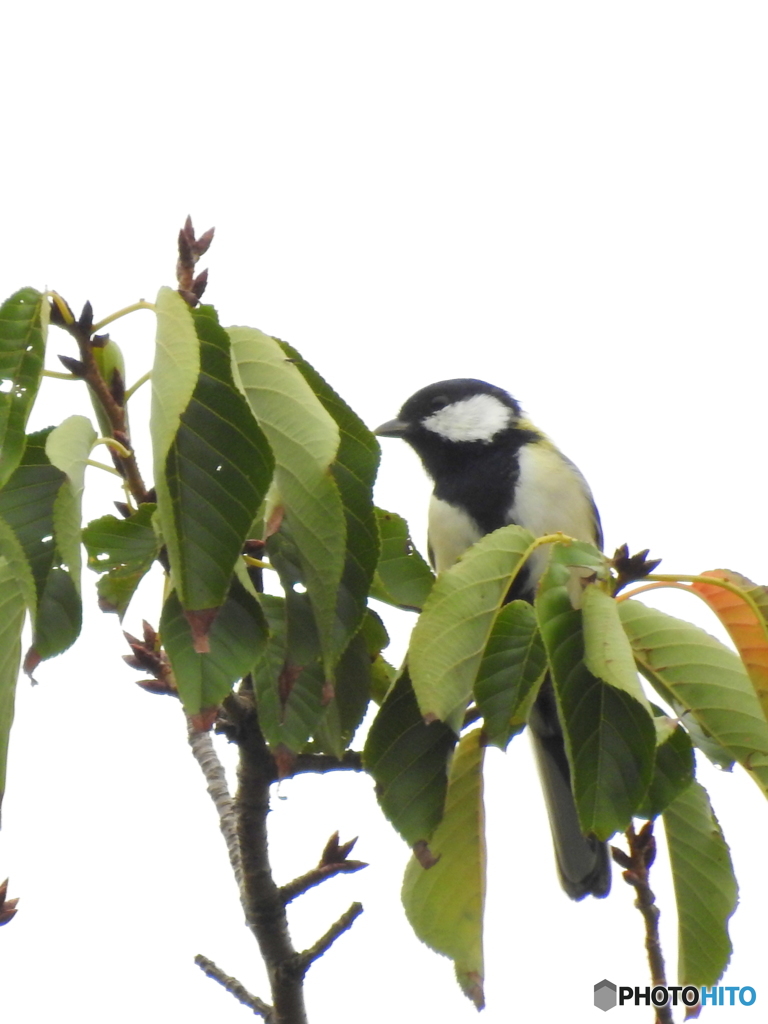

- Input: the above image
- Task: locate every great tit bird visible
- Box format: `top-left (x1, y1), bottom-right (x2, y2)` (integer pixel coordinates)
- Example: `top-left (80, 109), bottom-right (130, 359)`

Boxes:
top-left (375, 377), bottom-right (610, 900)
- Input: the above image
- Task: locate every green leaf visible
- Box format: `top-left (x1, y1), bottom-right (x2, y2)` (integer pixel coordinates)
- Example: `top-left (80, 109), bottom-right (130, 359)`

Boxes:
top-left (473, 600), bottom-right (547, 749)
top-left (401, 729), bottom-right (486, 1010)
top-left (359, 606), bottom-right (390, 657)
top-left (0, 429), bottom-right (82, 665)
top-left (229, 325), bottom-right (345, 671)
top-left (408, 523), bottom-right (535, 730)
top-left (0, 288), bottom-right (47, 488)
top-left (637, 708), bottom-right (695, 819)
top-left (161, 578), bottom-right (268, 717)
top-left (618, 598), bottom-right (768, 799)
top-left (0, 514), bottom-right (36, 616)
top-left (582, 584), bottom-right (652, 714)
top-left (676, 707), bottom-right (735, 772)
top-left (0, 429), bottom-right (61, 612)
top-left (536, 547), bottom-right (656, 840)
top-left (150, 287), bottom-right (200, 478)
top-left (45, 414), bottom-right (97, 591)
top-left (278, 341), bottom-right (380, 655)
top-left (359, 607), bottom-right (396, 703)
top-left (662, 779), bottom-right (738, 987)
top-left (157, 304), bottom-right (275, 623)
top-left (32, 567), bottom-right (81, 663)
top-left (363, 669), bottom-right (456, 845)
top-left (251, 593), bottom-right (290, 746)
top-left (0, 556), bottom-right (27, 820)
top-left (369, 508), bottom-right (434, 611)
top-left (250, 593), bottom-right (328, 754)
top-left (82, 504), bottom-right (160, 618)
top-left (313, 632), bottom-right (372, 758)
top-left (370, 654), bottom-right (397, 705)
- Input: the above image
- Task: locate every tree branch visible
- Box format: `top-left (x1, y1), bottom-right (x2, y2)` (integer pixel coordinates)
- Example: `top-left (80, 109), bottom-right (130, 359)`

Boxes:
top-left (187, 724), bottom-right (245, 913)
top-left (236, 706), bottom-right (309, 1024)
top-left (49, 299), bottom-right (150, 503)
top-left (295, 903), bottom-right (364, 976)
top-left (194, 954), bottom-right (273, 1020)
top-left (279, 832), bottom-right (367, 905)
top-left (612, 821), bottom-right (672, 1024)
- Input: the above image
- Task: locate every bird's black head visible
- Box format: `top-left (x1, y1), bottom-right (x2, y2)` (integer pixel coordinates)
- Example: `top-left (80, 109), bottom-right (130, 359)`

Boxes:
top-left (376, 378), bottom-right (522, 450)
top-left (374, 378), bottom-right (531, 486)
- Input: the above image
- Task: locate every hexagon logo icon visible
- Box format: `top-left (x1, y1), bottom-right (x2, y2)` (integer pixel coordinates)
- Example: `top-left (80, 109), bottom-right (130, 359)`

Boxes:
top-left (594, 980), bottom-right (617, 1011)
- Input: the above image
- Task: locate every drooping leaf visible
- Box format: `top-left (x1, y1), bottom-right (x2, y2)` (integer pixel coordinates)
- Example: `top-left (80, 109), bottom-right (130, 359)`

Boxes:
top-left (408, 523), bottom-right (536, 730)
top-left (45, 414), bottom-right (97, 591)
top-left (360, 607), bottom-right (396, 704)
top-left (251, 594), bottom-right (290, 747)
top-left (0, 288), bottom-right (47, 488)
top-left (250, 593), bottom-right (328, 755)
top-left (369, 508), bottom-right (434, 611)
top-left (313, 632), bottom-right (373, 758)
top-left (359, 606), bottom-right (390, 656)
top-left (0, 556), bottom-right (27, 820)
top-left (370, 654), bottom-right (397, 705)
top-left (688, 570), bottom-right (768, 720)
top-left (278, 340), bottom-right (380, 655)
top-left (0, 429), bottom-right (82, 665)
top-left (401, 729), bottom-right (486, 1010)
top-left (473, 600), bottom-right (547, 748)
top-left (662, 779), bottom-right (738, 987)
top-left (363, 669), bottom-right (456, 845)
top-left (82, 504), bottom-right (160, 617)
top-left (156, 304), bottom-right (274, 629)
top-left (0, 514), bottom-right (35, 616)
top-left (536, 547), bottom-right (656, 840)
top-left (675, 707), bottom-right (735, 772)
top-left (637, 706), bottom-right (695, 819)
top-left (229, 325), bottom-right (345, 672)
top-left (161, 578), bottom-right (268, 718)
top-left (0, 429), bottom-right (61, 611)
top-left (618, 598), bottom-right (768, 799)
top-left (581, 584), bottom-right (652, 713)
top-left (150, 286), bottom-right (200, 482)
top-left (32, 568), bottom-right (81, 663)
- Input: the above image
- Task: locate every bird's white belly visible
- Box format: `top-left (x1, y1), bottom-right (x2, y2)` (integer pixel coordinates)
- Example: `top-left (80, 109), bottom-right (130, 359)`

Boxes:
top-left (426, 443), bottom-right (599, 587)
top-left (428, 495), bottom-right (483, 573)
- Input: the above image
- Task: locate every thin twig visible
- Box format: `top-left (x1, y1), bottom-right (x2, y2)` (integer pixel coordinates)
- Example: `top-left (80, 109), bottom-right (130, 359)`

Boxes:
top-left (279, 832), bottom-right (367, 905)
top-left (295, 903), bottom-right (364, 975)
top-left (612, 822), bottom-right (673, 1024)
top-left (49, 300), bottom-right (150, 503)
top-left (187, 724), bottom-right (245, 911)
top-left (194, 954), bottom-right (273, 1020)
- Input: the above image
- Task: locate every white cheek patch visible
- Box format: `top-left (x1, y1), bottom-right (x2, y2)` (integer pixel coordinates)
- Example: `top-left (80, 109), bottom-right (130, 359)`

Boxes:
top-left (423, 393), bottom-right (513, 443)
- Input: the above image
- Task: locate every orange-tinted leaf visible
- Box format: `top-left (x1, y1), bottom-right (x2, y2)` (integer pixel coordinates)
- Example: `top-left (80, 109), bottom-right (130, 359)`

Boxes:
top-left (690, 570), bottom-right (768, 717)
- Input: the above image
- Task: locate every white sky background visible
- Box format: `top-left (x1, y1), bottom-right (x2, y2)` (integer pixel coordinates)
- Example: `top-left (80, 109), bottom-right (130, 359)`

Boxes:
top-left (2, 2), bottom-right (768, 1021)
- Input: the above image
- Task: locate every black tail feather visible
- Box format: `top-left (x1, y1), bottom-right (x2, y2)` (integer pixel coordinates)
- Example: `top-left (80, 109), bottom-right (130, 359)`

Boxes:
top-left (528, 680), bottom-right (611, 900)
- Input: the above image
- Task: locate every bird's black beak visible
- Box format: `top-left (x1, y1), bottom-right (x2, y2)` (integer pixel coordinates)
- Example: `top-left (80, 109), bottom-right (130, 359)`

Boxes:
top-left (373, 418), bottom-right (409, 438)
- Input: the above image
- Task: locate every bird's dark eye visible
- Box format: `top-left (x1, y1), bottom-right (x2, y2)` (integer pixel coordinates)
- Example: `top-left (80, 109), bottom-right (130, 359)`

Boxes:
top-left (430, 394), bottom-right (449, 410)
